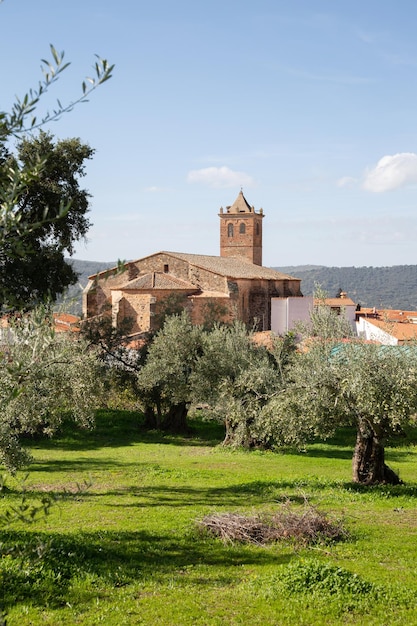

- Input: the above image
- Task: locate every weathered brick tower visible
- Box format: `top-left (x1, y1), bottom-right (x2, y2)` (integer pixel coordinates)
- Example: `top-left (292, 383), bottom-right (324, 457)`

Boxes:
top-left (218, 190), bottom-right (264, 266)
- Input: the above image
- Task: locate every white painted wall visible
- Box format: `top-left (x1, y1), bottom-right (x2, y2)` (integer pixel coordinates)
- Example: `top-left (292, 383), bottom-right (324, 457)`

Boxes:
top-left (271, 297), bottom-right (313, 335)
top-left (271, 297), bottom-right (358, 336)
top-left (356, 317), bottom-right (398, 345)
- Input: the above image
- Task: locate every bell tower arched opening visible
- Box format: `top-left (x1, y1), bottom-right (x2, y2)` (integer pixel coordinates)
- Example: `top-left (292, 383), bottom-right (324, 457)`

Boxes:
top-left (218, 191), bottom-right (264, 265)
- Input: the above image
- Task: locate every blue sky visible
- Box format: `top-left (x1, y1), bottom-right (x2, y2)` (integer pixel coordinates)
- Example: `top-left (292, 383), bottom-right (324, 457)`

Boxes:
top-left (3, 0), bottom-right (417, 268)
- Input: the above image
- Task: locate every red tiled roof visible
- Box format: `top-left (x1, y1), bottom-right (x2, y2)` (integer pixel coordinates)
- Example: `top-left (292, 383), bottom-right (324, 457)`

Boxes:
top-left (161, 252), bottom-right (299, 281)
top-left (359, 308), bottom-right (417, 322)
top-left (322, 297), bottom-right (356, 307)
top-left (362, 317), bottom-right (417, 342)
top-left (91, 252), bottom-right (300, 283)
top-left (1, 313), bottom-right (81, 334)
top-left (53, 313), bottom-right (80, 333)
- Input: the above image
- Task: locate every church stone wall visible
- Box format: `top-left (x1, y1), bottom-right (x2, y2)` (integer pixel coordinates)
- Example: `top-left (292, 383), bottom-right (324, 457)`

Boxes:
top-left (188, 296), bottom-right (234, 326)
top-left (83, 264), bottom-right (138, 318)
top-left (119, 293), bottom-right (152, 334)
top-left (234, 278), bottom-right (302, 330)
top-left (133, 254), bottom-right (188, 280)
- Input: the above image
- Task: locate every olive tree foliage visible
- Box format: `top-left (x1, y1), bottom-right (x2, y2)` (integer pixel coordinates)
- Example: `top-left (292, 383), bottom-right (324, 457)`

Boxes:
top-left (296, 286), bottom-right (355, 340)
top-left (0, 307), bottom-right (102, 472)
top-left (264, 339), bottom-right (417, 485)
top-left (136, 313), bottom-right (296, 441)
top-left (193, 323), bottom-right (296, 447)
top-left (137, 312), bottom-right (204, 432)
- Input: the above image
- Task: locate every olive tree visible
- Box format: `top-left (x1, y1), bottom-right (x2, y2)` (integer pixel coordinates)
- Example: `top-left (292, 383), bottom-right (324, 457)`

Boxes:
top-left (265, 339), bottom-right (417, 484)
top-left (136, 315), bottom-right (296, 441)
top-left (0, 307), bottom-right (101, 472)
top-left (137, 312), bottom-right (205, 432)
top-left (192, 322), bottom-right (294, 447)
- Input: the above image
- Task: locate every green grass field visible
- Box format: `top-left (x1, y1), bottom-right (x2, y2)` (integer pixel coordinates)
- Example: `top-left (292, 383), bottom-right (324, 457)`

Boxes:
top-left (1, 410), bottom-right (417, 625)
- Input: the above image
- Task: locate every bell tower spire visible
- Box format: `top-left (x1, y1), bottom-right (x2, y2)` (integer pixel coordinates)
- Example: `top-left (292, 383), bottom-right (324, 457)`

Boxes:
top-left (218, 191), bottom-right (264, 265)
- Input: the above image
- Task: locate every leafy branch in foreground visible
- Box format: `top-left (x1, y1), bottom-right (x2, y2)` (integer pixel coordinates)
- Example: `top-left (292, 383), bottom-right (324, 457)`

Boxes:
top-left (0, 39), bottom-right (113, 259)
top-left (2, 44), bottom-right (114, 138)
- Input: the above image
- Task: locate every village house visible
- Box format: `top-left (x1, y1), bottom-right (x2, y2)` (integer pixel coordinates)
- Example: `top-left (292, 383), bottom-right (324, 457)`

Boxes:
top-left (83, 192), bottom-right (304, 334)
top-left (0, 312), bottom-right (80, 347)
top-left (356, 308), bottom-right (417, 345)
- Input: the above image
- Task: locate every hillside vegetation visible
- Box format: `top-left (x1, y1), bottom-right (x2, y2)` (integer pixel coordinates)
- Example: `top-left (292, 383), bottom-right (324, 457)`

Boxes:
top-left (276, 265), bottom-right (417, 310)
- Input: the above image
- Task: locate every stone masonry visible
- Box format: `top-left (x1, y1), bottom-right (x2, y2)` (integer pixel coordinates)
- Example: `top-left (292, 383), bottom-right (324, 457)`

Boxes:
top-left (83, 192), bottom-right (303, 335)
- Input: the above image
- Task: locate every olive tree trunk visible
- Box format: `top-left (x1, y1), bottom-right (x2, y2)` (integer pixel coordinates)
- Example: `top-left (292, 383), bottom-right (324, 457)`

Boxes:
top-left (162, 402), bottom-right (189, 433)
top-left (143, 393), bottom-right (163, 429)
top-left (352, 419), bottom-right (401, 485)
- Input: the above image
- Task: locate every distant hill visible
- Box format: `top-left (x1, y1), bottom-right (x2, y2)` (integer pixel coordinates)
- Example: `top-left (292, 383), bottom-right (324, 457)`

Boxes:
top-left (274, 265), bottom-right (417, 311)
top-left (56, 259), bottom-right (116, 315)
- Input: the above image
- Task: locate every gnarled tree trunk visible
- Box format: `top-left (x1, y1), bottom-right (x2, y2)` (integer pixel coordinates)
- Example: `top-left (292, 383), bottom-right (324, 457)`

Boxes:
top-left (352, 419), bottom-right (401, 485)
top-left (162, 402), bottom-right (189, 433)
top-left (143, 394), bottom-right (163, 429)
top-left (143, 405), bottom-right (157, 429)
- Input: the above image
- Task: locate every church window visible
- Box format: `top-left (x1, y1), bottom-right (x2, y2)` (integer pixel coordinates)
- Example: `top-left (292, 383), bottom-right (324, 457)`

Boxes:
top-left (163, 264), bottom-right (169, 273)
top-left (256, 222), bottom-right (260, 235)
top-left (239, 223), bottom-right (246, 234)
top-left (227, 223), bottom-right (234, 237)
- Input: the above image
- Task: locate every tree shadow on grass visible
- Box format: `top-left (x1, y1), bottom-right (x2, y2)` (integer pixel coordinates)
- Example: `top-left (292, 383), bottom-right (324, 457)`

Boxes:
top-left (295, 424), bottom-right (417, 462)
top-left (4, 478), bottom-right (346, 509)
top-left (13, 474), bottom-right (416, 511)
top-left (27, 410), bottom-right (225, 452)
top-left (300, 447), bottom-right (353, 461)
top-left (14, 476), bottom-right (401, 510)
top-left (303, 446), bottom-right (417, 462)
top-left (341, 482), bottom-right (417, 498)
top-left (0, 528), bottom-right (292, 610)
top-left (106, 480), bottom-right (417, 507)
top-left (28, 457), bottom-right (140, 473)
top-left (300, 446), bottom-right (410, 465)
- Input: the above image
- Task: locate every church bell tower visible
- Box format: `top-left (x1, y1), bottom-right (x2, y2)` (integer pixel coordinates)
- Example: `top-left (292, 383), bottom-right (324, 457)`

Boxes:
top-left (218, 191), bottom-right (264, 266)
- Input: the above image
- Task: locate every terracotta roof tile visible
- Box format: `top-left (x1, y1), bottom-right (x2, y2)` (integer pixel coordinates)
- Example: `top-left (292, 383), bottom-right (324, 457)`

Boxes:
top-left (363, 317), bottom-right (417, 341)
top-left (359, 308), bottom-right (417, 322)
top-left (161, 252), bottom-right (299, 281)
top-left (321, 297), bottom-right (356, 307)
top-left (91, 250), bottom-right (300, 283)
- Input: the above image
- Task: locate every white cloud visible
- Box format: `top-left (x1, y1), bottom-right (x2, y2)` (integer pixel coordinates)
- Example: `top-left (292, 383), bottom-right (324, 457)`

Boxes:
top-left (363, 153), bottom-right (417, 192)
top-left (337, 176), bottom-right (357, 188)
top-left (187, 166), bottom-right (255, 188)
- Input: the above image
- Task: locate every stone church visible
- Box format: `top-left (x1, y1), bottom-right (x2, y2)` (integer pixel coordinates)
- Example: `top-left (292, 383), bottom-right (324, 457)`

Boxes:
top-left (83, 191), bottom-right (303, 334)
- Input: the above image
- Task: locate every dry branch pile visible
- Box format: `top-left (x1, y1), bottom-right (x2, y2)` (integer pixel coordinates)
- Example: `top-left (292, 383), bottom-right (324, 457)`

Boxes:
top-left (197, 503), bottom-right (347, 546)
